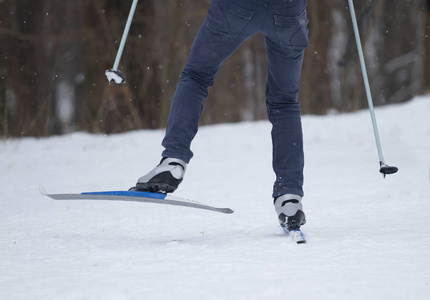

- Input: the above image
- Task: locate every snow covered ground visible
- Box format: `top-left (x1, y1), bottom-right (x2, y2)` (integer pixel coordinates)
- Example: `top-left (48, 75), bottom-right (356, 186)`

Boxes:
top-left (1, 96), bottom-right (429, 300)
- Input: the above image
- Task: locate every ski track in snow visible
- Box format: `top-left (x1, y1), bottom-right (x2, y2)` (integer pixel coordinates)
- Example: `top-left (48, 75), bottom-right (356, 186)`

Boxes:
top-left (1, 97), bottom-right (429, 299)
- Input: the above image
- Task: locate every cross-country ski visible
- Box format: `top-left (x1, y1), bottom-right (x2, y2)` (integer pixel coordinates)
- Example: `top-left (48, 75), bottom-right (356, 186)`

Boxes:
top-left (40, 186), bottom-right (233, 214)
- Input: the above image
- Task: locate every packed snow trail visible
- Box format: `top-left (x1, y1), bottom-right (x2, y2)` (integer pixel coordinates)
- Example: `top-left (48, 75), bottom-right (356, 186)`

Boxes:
top-left (1, 97), bottom-right (429, 299)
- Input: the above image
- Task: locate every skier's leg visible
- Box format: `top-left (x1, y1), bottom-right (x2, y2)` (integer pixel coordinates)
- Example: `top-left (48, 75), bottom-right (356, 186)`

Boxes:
top-left (264, 37), bottom-right (308, 198)
top-left (161, 1), bottom-right (256, 163)
top-left (263, 2), bottom-right (309, 228)
top-left (137, 0), bottom-right (257, 192)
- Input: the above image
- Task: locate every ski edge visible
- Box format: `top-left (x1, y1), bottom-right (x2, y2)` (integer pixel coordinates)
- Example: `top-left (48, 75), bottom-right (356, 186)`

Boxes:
top-left (39, 185), bottom-right (234, 214)
top-left (282, 226), bottom-right (306, 244)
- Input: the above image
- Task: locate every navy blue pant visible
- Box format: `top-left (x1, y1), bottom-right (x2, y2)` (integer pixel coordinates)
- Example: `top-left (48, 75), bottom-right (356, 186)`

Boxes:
top-left (162, 0), bottom-right (309, 198)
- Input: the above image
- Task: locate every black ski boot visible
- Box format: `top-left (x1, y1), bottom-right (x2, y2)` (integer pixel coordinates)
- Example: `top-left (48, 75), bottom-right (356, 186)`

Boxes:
top-left (135, 157), bottom-right (187, 193)
top-left (274, 194), bottom-right (306, 230)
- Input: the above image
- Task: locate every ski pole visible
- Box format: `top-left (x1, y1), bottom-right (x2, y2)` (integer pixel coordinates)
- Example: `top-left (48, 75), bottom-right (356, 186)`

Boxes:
top-left (105, 0), bottom-right (139, 84)
top-left (347, 0), bottom-right (398, 177)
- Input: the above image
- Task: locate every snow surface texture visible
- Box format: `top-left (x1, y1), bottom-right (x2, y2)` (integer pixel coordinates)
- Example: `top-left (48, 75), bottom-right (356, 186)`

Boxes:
top-left (1, 97), bottom-right (429, 300)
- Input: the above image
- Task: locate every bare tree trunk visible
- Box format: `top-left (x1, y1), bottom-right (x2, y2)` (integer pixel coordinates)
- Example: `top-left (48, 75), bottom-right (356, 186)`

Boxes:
top-left (0, 0), bottom-right (52, 136)
top-left (321, 0), bottom-right (427, 114)
top-left (425, 0), bottom-right (430, 92)
top-left (300, 0), bottom-right (336, 114)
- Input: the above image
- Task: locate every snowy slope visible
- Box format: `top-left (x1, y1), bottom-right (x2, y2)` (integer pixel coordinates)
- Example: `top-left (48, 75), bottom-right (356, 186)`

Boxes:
top-left (1, 96), bottom-right (429, 300)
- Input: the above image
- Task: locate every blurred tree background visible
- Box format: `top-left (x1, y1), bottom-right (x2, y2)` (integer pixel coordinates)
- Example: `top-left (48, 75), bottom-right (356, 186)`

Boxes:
top-left (0, 0), bottom-right (429, 137)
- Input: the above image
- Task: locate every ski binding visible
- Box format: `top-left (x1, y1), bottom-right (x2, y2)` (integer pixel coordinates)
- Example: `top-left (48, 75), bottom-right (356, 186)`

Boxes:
top-left (282, 227), bottom-right (306, 244)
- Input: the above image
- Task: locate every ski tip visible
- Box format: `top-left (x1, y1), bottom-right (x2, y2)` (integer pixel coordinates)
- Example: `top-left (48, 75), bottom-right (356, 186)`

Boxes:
top-left (39, 185), bottom-right (48, 195)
